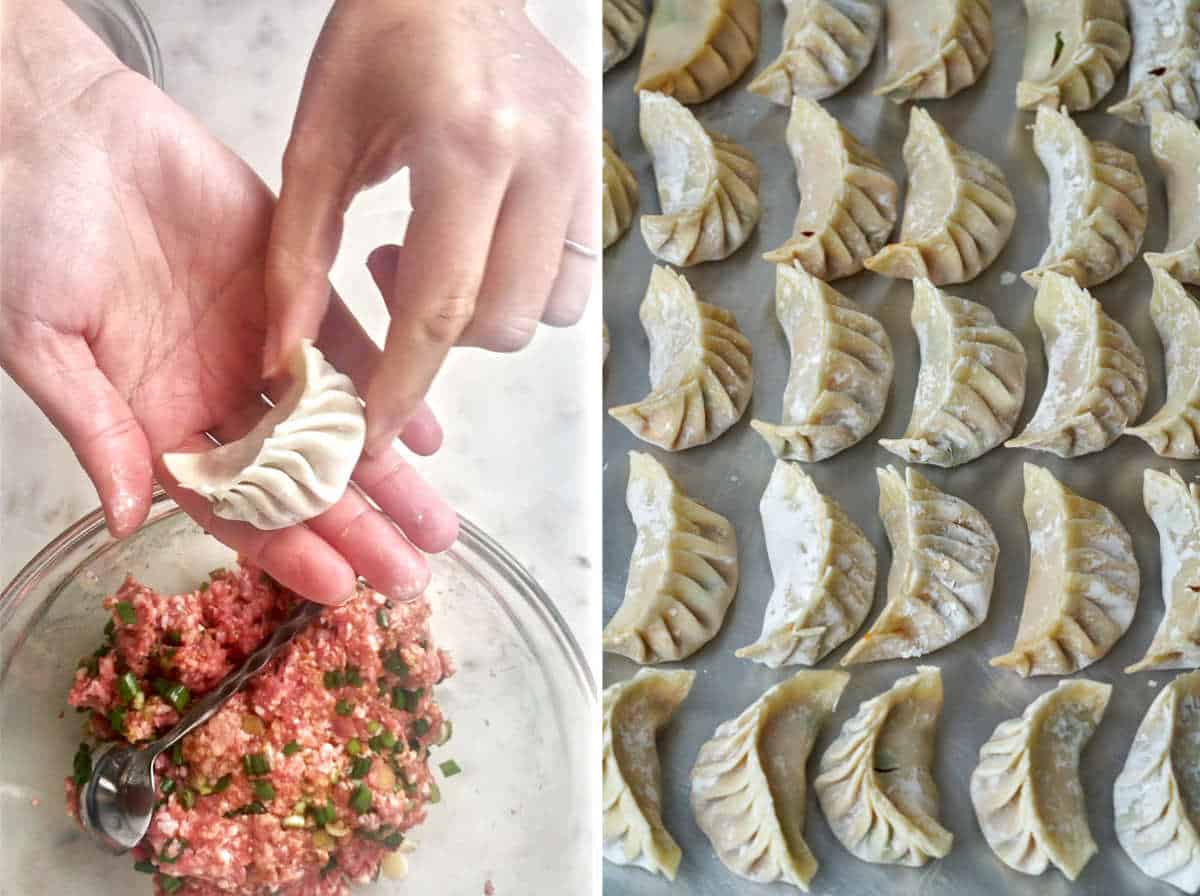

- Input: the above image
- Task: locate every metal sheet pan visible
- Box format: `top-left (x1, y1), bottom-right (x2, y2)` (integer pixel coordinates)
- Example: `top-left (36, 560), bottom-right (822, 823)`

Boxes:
top-left (602, 2), bottom-right (1199, 894)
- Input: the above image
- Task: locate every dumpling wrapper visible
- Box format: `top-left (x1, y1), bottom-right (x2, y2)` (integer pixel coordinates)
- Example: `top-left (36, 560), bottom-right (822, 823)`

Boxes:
top-left (635, 0), bottom-right (760, 104)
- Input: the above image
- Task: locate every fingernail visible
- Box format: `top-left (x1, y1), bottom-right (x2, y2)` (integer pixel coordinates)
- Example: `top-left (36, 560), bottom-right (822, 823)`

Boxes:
top-left (390, 582), bottom-right (425, 604)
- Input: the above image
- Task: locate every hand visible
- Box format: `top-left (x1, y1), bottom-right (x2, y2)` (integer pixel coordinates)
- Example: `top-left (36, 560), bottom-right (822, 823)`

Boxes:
top-left (0, 0), bottom-right (457, 603)
top-left (264, 0), bottom-right (597, 457)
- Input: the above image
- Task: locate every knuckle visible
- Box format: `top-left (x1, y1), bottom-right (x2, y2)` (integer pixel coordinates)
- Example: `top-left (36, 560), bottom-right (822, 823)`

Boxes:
top-left (474, 316), bottom-right (539, 353)
top-left (418, 291), bottom-right (478, 345)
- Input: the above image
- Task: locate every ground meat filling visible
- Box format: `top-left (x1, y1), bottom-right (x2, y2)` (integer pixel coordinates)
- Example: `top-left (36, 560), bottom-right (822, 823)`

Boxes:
top-left (65, 563), bottom-right (454, 896)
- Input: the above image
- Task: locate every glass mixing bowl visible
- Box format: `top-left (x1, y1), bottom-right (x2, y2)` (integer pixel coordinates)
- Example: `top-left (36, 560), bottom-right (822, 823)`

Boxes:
top-left (0, 491), bottom-right (595, 895)
top-left (65, 0), bottom-right (163, 87)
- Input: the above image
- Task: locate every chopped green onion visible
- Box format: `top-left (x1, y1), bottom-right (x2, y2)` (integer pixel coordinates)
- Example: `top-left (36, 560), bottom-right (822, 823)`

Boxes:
top-left (223, 801), bottom-right (266, 818)
top-left (281, 815), bottom-right (306, 829)
top-left (104, 619), bottom-right (116, 639)
top-left (243, 752), bottom-right (271, 776)
top-left (311, 800), bottom-right (337, 826)
top-left (163, 630), bottom-right (183, 647)
top-left (93, 643), bottom-right (111, 659)
top-left (349, 756), bottom-right (372, 779)
top-left (410, 718), bottom-right (430, 738)
top-left (179, 789), bottom-right (196, 811)
top-left (375, 608), bottom-right (390, 629)
top-left (335, 699), bottom-right (353, 716)
top-left (1051, 30), bottom-right (1065, 67)
top-left (350, 783), bottom-right (373, 813)
top-left (323, 669), bottom-right (343, 689)
top-left (428, 779), bottom-right (441, 804)
top-left (133, 860), bottom-right (156, 873)
top-left (158, 837), bottom-right (188, 864)
top-left (382, 831), bottom-right (404, 850)
top-left (158, 875), bottom-right (185, 895)
top-left (282, 740), bottom-right (301, 756)
top-left (437, 720), bottom-right (454, 746)
top-left (346, 737), bottom-right (363, 756)
top-left (160, 778), bottom-right (176, 796)
top-left (154, 679), bottom-right (191, 713)
top-left (107, 708), bottom-right (126, 733)
top-left (115, 601), bottom-right (136, 625)
top-left (171, 742), bottom-right (185, 766)
top-left (320, 855), bottom-right (338, 878)
top-left (72, 743), bottom-right (93, 786)
top-left (368, 728), bottom-right (396, 753)
top-left (252, 780), bottom-right (276, 801)
top-left (344, 665), bottom-right (362, 687)
top-left (381, 650), bottom-right (408, 677)
top-left (211, 774), bottom-right (232, 794)
top-left (366, 720), bottom-right (383, 736)
top-left (439, 760), bottom-right (462, 778)
top-left (117, 672), bottom-right (141, 706)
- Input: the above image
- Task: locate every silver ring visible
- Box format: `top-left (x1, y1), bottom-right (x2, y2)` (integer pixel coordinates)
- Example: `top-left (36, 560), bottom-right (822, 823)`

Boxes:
top-left (563, 238), bottom-right (599, 259)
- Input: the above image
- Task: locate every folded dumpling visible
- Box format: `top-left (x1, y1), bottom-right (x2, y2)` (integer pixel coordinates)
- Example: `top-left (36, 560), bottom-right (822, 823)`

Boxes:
top-left (970, 679), bottom-right (1112, 880)
top-left (636, 0), bottom-right (760, 104)
top-left (1023, 105), bottom-right (1148, 288)
top-left (880, 279), bottom-right (1026, 467)
top-left (1109, 0), bottom-right (1200, 125)
top-left (749, 0), bottom-right (881, 104)
top-left (691, 670), bottom-right (849, 891)
top-left (1016, 0), bottom-right (1130, 111)
top-left (736, 461), bottom-right (876, 668)
top-left (875, 0), bottom-right (992, 102)
top-left (992, 464), bottom-right (1139, 677)
top-left (603, 452), bottom-right (739, 663)
top-left (1145, 110), bottom-right (1200, 285)
top-left (751, 264), bottom-right (894, 462)
top-left (763, 98), bottom-right (899, 280)
top-left (604, 0), bottom-right (646, 72)
top-left (609, 266), bottom-right (753, 450)
top-left (603, 131), bottom-right (639, 249)
top-left (638, 91), bottom-right (761, 266)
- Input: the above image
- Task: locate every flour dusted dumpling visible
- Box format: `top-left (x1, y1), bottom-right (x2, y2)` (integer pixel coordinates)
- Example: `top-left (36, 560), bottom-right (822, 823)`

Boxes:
top-left (603, 132), bottom-right (639, 249)
top-left (1109, 0), bottom-right (1200, 125)
top-left (691, 670), bottom-right (849, 891)
top-left (880, 279), bottom-right (1026, 467)
top-left (163, 340), bottom-right (365, 530)
top-left (970, 679), bottom-right (1112, 880)
top-left (638, 91), bottom-right (761, 266)
top-left (736, 462), bottom-right (876, 668)
top-left (864, 108), bottom-right (1015, 285)
top-left (751, 265), bottom-right (893, 462)
top-left (636, 0), bottom-right (760, 104)
top-left (1008, 272), bottom-right (1147, 457)
top-left (603, 452), bottom-right (738, 663)
top-left (875, 0), bottom-right (992, 102)
top-left (610, 266), bottom-right (753, 450)
top-left (763, 98), bottom-right (899, 280)
top-left (1145, 110), bottom-right (1200, 285)
top-left (604, 0), bottom-right (646, 72)
top-left (992, 464), bottom-right (1139, 677)
top-left (749, 0), bottom-right (881, 104)
top-left (1016, 0), bottom-right (1130, 111)
top-left (1023, 105), bottom-right (1148, 288)
top-left (1126, 471), bottom-right (1200, 673)
top-left (1114, 671), bottom-right (1200, 892)
top-left (603, 669), bottom-right (695, 879)
top-left (842, 467), bottom-right (997, 665)
top-left (815, 667), bottom-right (952, 867)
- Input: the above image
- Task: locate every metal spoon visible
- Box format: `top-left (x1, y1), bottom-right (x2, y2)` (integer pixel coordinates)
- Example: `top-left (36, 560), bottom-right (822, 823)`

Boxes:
top-left (79, 599), bottom-right (325, 853)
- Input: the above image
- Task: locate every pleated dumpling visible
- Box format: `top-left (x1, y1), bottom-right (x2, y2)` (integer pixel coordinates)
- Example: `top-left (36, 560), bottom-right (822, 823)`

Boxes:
top-left (1109, 0), bottom-right (1200, 125)
top-left (864, 107), bottom-right (1015, 285)
top-left (603, 452), bottom-right (739, 664)
top-left (880, 279), bottom-right (1026, 467)
top-left (749, 0), bottom-right (882, 104)
top-left (603, 669), bottom-right (695, 879)
top-left (992, 464), bottom-right (1139, 677)
top-left (842, 467), bottom-right (997, 665)
top-left (1126, 470), bottom-right (1200, 673)
top-left (1023, 105), bottom-right (1148, 288)
top-left (635, 0), bottom-right (760, 104)
top-left (610, 266), bottom-right (753, 450)
top-left (970, 679), bottom-right (1112, 880)
top-left (603, 131), bottom-right (639, 249)
top-left (875, 0), bottom-right (993, 102)
top-left (604, 0), bottom-right (646, 72)
top-left (639, 91), bottom-right (761, 266)
top-left (1145, 110), bottom-right (1200, 285)
top-left (690, 670), bottom-right (850, 891)
top-left (751, 265), bottom-right (894, 462)
top-left (1016, 0), bottom-right (1130, 111)
top-left (1008, 272), bottom-right (1147, 458)
top-left (163, 340), bottom-right (365, 530)
top-left (815, 667), bottom-right (953, 867)
top-left (736, 461), bottom-right (876, 668)
top-left (763, 98), bottom-right (899, 280)
top-left (1113, 671), bottom-right (1200, 892)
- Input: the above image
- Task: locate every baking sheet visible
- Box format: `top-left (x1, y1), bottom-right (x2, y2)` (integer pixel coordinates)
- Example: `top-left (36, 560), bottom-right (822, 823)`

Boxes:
top-left (602, 2), bottom-right (1199, 894)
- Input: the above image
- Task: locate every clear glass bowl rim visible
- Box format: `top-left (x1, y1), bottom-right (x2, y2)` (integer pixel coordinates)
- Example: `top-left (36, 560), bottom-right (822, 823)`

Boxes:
top-left (67, 0), bottom-right (165, 88)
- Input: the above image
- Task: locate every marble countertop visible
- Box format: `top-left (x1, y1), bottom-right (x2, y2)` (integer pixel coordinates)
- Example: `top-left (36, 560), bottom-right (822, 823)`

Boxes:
top-left (0, 0), bottom-right (598, 670)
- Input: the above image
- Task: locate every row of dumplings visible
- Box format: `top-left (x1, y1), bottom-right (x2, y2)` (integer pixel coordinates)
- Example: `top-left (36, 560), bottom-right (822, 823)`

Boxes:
top-left (603, 665), bottom-right (1200, 890)
top-left (603, 0), bottom-right (1200, 123)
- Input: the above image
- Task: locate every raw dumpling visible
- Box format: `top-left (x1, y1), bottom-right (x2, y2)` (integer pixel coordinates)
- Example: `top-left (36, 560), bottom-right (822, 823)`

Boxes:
top-left (635, 0), bottom-right (760, 104)
top-left (1007, 272), bottom-right (1148, 457)
top-left (751, 265), bottom-right (894, 462)
top-left (880, 279), bottom-right (1026, 467)
top-left (604, 0), bottom-right (646, 72)
top-left (815, 667), bottom-right (953, 866)
top-left (162, 340), bottom-right (365, 530)
top-left (736, 461), bottom-right (876, 668)
top-left (1127, 269), bottom-right (1200, 457)
top-left (1145, 110), bottom-right (1200, 285)
top-left (875, 0), bottom-right (993, 102)
top-left (603, 669), bottom-right (695, 879)
top-left (970, 679), bottom-right (1112, 880)
top-left (690, 670), bottom-right (850, 891)
top-left (749, 0), bottom-right (882, 104)
top-left (1023, 105), bottom-right (1148, 288)
top-left (842, 467), bottom-right (997, 665)
top-left (864, 108), bottom-right (1015, 285)
top-left (992, 464), bottom-right (1139, 676)
top-left (609, 266), bottom-right (753, 450)
top-left (1113, 670), bottom-right (1200, 892)
top-left (603, 131), bottom-right (639, 249)
top-left (1109, 0), bottom-right (1200, 125)
top-left (1016, 0), bottom-right (1131, 112)
top-left (638, 91), bottom-right (761, 266)
top-left (1126, 470), bottom-right (1200, 673)
top-left (603, 451), bottom-right (739, 663)
top-left (763, 98), bottom-right (899, 280)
